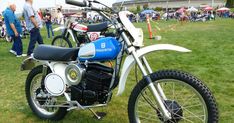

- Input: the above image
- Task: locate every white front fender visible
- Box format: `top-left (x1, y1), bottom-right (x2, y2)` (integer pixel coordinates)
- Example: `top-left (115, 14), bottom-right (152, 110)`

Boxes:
top-left (117, 44), bottom-right (191, 95)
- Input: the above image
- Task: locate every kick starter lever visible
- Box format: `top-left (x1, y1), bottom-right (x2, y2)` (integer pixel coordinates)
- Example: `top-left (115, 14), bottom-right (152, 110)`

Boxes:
top-left (89, 108), bottom-right (106, 120)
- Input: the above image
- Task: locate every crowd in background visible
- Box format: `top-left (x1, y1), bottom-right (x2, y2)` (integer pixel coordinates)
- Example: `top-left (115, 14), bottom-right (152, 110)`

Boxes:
top-left (1, 5), bottom-right (233, 29)
top-left (128, 7), bottom-right (234, 23)
top-left (0, 1), bottom-right (234, 58)
top-left (0, 0), bottom-right (45, 57)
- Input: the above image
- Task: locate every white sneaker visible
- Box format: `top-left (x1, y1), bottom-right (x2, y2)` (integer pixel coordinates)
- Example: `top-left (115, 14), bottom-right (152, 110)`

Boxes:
top-left (9, 50), bottom-right (16, 55)
top-left (16, 54), bottom-right (27, 57)
top-left (28, 53), bottom-right (33, 57)
top-left (22, 54), bottom-right (27, 57)
top-left (16, 55), bottom-right (22, 57)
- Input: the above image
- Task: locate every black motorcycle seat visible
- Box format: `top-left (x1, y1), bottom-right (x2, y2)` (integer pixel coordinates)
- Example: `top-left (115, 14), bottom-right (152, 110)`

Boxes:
top-left (87, 22), bottom-right (108, 32)
top-left (33, 45), bottom-right (79, 61)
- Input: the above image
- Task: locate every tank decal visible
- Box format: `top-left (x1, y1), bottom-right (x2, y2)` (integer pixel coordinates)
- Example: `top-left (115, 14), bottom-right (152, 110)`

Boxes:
top-left (78, 43), bottom-right (95, 58)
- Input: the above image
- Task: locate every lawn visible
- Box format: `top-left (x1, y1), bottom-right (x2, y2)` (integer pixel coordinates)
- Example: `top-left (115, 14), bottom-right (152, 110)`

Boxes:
top-left (0, 19), bottom-right (234, 123)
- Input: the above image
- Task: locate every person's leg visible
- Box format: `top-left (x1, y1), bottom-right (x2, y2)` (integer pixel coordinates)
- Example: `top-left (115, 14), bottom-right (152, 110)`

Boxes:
top-left (36, 29), bottom-right (44, 44)
top-left (14, 36), bottom-right (23, 55)
top-left (10, 36), bottom-right (16, 54)
top-left (11, 36), bottom-right (16, 52)
top-left (27, 29), bottom-right (37, 56)
top-left (50, 24), bottom-right (54, 37)
top-left (46, 23), bottom-right (50, 38)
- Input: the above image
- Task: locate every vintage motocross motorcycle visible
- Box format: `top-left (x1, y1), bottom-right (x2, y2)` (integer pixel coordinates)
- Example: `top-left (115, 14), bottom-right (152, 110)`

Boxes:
top-left (22, 0), bottom-right (218, 122)
top-left (21, 21), bottom-right (29, 39)
top-left (0, 23), bottom-right (12, 42)
top-left (52, 16), bottom-right (115, 48)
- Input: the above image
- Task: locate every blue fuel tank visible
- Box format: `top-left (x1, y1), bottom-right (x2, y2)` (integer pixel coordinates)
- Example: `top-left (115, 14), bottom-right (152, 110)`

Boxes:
top-left (78, 37), bottom-right (121, 61)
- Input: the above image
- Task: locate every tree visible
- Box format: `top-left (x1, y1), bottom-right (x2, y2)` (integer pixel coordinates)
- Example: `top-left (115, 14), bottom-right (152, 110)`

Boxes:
top-left (143, 4), bottom-right (149, 10)
top-left (129, 8), bottom-right (137, 14)
top-left (226, 0), bottom-right (234, 8)
top-left (154, 7), bottom-right (163, 11)
top-left (137, 5), bottom-right (141, 13)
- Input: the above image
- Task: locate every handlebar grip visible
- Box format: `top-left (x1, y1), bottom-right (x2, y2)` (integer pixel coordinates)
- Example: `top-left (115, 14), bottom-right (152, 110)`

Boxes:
top-left (65, 0), bottom-right (87, 7)
top-left (91, 7), bottom-right (102, 11)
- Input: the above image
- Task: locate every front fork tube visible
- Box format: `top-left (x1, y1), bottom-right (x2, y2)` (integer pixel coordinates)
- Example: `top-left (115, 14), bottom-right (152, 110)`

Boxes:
top-left (141, 57), bottom-right (167, 100)
top-left (131, 51), bottom-right (171, 120)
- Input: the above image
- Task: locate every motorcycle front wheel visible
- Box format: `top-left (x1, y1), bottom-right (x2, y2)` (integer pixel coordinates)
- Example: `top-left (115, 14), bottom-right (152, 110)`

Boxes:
top-left (128, 70), bottom-right (218, 123)
top-left (25, 65), bottom-right (67, 121)
top-left (51, 35), bottom-right (72, 48)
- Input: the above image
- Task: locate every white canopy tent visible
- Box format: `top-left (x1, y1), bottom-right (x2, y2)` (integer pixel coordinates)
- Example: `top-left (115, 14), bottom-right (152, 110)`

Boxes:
top-left (217, 7), bottom-right (230, 12)
top-left (187, 6), bottom-right (198, 12)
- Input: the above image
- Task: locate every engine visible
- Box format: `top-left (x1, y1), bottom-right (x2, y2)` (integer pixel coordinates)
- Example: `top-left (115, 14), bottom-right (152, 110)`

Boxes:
top-left (70, 63), bottom-right (113, 105)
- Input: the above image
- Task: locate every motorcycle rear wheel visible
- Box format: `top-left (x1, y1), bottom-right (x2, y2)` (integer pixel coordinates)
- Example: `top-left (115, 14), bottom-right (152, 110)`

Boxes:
top-left (128, 70), bottom-right (218, 123)
top-left (25, 65), bottom-right (67, 121)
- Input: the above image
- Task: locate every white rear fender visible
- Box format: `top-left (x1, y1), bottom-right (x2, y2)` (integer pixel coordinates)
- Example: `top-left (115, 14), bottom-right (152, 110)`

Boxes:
top-left (117, 44), bottom-right (191, 95)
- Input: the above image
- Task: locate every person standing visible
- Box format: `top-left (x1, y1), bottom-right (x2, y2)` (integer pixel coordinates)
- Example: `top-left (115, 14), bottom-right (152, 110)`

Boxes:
top-left (136, 13), bottom-right (140, 23)
top-left (44, 9), bottom-right (54, 38)
top-left (3, 3), bottom-right (26, 57)
top-left (57, 8), bottom-right (64, 25)
top-left (23, 0), bottom-right (43, 56)
top-left (213, 11), bottom-right (216, 20)
top-left (37, 9), bottom-right (43, 20)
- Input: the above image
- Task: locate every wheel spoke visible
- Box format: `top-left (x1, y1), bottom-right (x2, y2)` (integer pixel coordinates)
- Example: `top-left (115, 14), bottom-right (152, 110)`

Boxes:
top-left (180, 94), bottom-right (196, 107)
top-left (140, 89), bottom-right (158, 109)
top-left (137, 110), bottom-right (157, 118)
top-left (183, 103), bottom-right (203, 109)
top-left (181, 106), bottom-right (205, 122)
top-left (172, 82), bottom-right (175, 100)
top-left (138, 116), bottom-right (159, 122)
top-left (138, 100), bottom-right (154, 108)
top-left (172, 113), bottom-right (194, 123)
top-left (59, 39), bottom-right (63, 46)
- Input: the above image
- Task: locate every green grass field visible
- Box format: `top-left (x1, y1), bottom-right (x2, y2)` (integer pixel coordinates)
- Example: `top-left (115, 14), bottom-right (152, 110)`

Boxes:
top-left (0, 19), bottom-right (234, 122)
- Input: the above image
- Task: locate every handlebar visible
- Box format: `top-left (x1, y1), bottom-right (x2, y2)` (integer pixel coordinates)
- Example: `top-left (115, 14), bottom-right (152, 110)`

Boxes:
top-left (65, 0), bottom-right (87, 7)
top-left (65, 0), bottom-right (116, 13)
top-left (81, 7), bottom-right (102, 12)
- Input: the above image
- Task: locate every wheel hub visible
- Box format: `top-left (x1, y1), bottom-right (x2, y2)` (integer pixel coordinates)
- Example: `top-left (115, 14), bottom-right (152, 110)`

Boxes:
top-left (35, 88), bottom-right (49, 105)
top-left (157, 100), bottom-right (183, 123)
